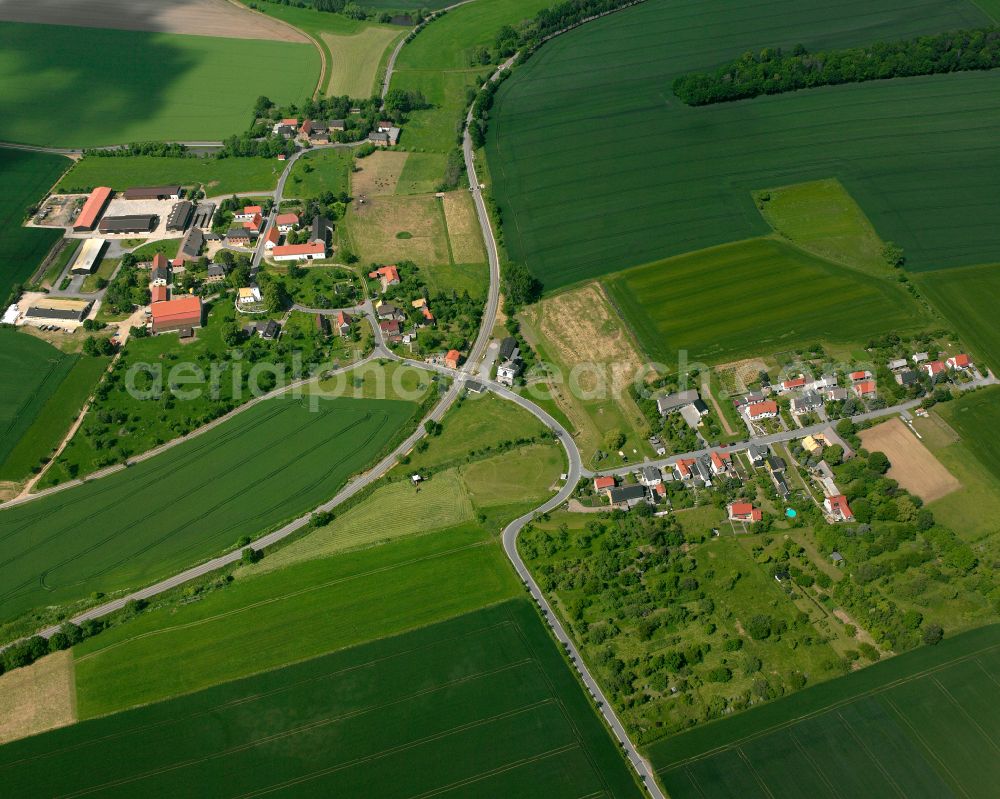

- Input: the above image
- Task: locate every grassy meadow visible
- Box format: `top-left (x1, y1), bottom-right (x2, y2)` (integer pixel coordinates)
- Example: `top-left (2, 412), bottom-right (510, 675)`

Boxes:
top-left (651, 623), bottom-right (1000, 798)
top-left (916, 262), bottom-right (1000, 373)
top-left (324, 24), bottom-right (403, 97)
top-left (935, 387), bottom-right (1000, 484)
top-left (486, 0), bottom-right (998, 289)
top-left (0, 149), bottom-right (70, 300)
top-left (0, 332), bottom-right (80, 476)
top-left (57, 155), bottom-right (284, 197)
top-left (8, 601), bottom-right (642, 798)
top-left (0, 396), bottom-right (417, 629)
top-left (288, 147), bottom-right (352, 197)
top-left (604, 237), bottom-right (932, 365)
top-left (0, 22), bottom-right (318, 147)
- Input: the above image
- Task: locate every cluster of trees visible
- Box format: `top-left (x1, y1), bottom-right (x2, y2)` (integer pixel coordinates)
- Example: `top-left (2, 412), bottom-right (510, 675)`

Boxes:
top-left (257, 0), bottom-right (427, 24)
top-left (383, 88), bottom-right (430, 121)
top-left (103, 253), bottom-right (149, 314)
top-left (83, 336), bottom-right (116, 357)
top-left (218, 130), bottom-right (295, 159)
top-left (501, 261), bottom-right (542, 313)
top-left (673, 27), bottom-right (1000, 106)
top-left (1, 618), bottom-right (108, 677)
top-left (81, 141), bottom-right (190, 158)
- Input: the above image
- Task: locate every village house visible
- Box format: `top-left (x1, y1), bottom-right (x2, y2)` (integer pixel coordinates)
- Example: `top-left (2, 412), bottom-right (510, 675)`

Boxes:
top-left (888, 358), bottom-right (908, 371)
top-left (947, 354), bottom-right (973, 371)
top-left (235, 205), bottom-right (263, 222)
top-left (923, 360), bottom-right (947, 378)
top-left (594, 475), bottom-right (615, 493)
top-left (728, 502), bottom-right (762, 523)
top-left (825, 386), bottom-right (850, 402)
top-left (779, 376), bottom-right (807, 393)
top-left (263, 226), bottom-right (280, 249)
top-left (243, 319), bottom-right (281, 340)
top-left (496, 336), bottom-right (522, 387)
top-left (849, 370), bottom-right (872, 382)
top-left (656, 389), bottom-right (700, 416)
top-left (272, 241), bottom-right (326, 262)
top-left (790, 391), bottom-right (823, 415)
top-left (205, 262), bottom-right (229, 284)
top-left (226, 228), bottom-right (254, 246)
top-left (605, 483), bottom-right (648, 509)
top-left (369, 265), bottom-right (400, 292)
top-left (444, 349), bottom-right (462, 369)
top-left (912, 352), bottom-right (929, 364)
top-left (379, 319), bottom-right (402, 343)
top-left (709, 450), bottom-right (731, 475)
top-left (804, 374), bottom-right (837, 392)
top-left (335, 310), bottom-right (352, 337)
top-left (150, 285), bottom-right (168, 304)
top-left (150, 264), bottom-right (171, 287)
top-left (852, 380), bottom-right (877, 399)
top-left (236, 285), bottom-right (263, 311)
top-left (824, 494), bottom-right (854, 521)
top-left (896, 369), bottom-right (920, 387)
top-left (746, 400), bottom-right (778, 420)
top-left (376, 301), bottom-right (404, 321)
top-left (638, 466), bottom-right (663, 487)
top-left (747, 444), bottom-right (769, 466)
top-left (275, 212), bottom-right (299, 232)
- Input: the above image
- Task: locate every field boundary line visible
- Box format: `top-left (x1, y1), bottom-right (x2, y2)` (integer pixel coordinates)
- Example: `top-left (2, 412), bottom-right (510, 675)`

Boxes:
top-left (655, 639), bottom-right (1000, 774)
top-left (75, 539), bottom-right (494, 663)
top-left (402, 742), bottom-right (581, 799)
top-left (881, 694), bottom-right (972, 799)
top-left (789, 729), bottom-right (842, 798)
top-left (974, 657), bottom-right (1000, 690)
top-left (736, 747), bottom-right (774, 799)
top-left (835, 710), bottom-right (906, 798)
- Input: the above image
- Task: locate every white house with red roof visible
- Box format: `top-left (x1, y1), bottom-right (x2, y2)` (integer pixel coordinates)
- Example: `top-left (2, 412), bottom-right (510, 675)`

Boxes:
top-left (849, 370), bottom-right (872, 382)
top-left (368, 265), bottom-right (401, 292)
top-left (674, 458), bottom-right (697, 480)
top-left (747, 400), bottom-right (778, 420)
top-left (728, 502), bottom-right (762, 523)
top-left (946, 354), bottom-right (972, 371)
top-left (852, 380), bottom-right (877, 399)
top-left (272, 241), bottom-right (326, 262)
top-left (779, 376), bottom-right (807, 393)
top-left (235, 205), bottom-right (263, 221)
top-left (923, 360), bottom-right (947, 378)
top-left (275, 212), bottom-right (300, 232)
top-left (824, 494), bottom-right (854, 521)
top-left (263, 226), bottom-right (280, 249)
top-left (243, 213), bottom-right (264, 234)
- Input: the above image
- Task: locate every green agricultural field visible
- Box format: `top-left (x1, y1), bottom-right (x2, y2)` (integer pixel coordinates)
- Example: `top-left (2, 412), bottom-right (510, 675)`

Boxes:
top-left (916, 262), bottom-right (1000, 373)
top-left (935, 387), bottom-right (1000, 484)
top-left (0, 149), bottom-right (70, 300)
top-left (0, 22), bottom-right (317, 147)
top-left (396, 152), bottom-right (448, 194)
top-left (651, 623), bottom-right (1000, 798)
top-left (604, 237), bottom-right (933, 365)
top-left (460, 444), bottom-right (563, 507)
top-left (0, 395), bottom-right (417, 629)
top-left (0, 354), bottom-right (109, 483)
top-left (0, 331), bottom-right (79, 475)
top-left (8, 600), bottom-right (642, 798)
top-left (287, 147), bottom-right (352, 197)
top-left (486, 0), bottom-right (997, 290)
top-left (73, 524), bottom-right (518, 715)
top-left (57, 155), bottom-right (284, 197)
top-left (325, 24), bottom-right (403, 97)
top-left (389, 0), bottom-right (553, 153)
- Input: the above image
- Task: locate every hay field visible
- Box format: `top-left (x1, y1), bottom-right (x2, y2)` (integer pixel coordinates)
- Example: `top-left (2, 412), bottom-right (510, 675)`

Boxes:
top-left (604, 237), bottom-right (932, 365)
top-left (916, 262), bottom-right (1000, 373)
top-left (0, 150), bottom-right (69, 300)
top-left (860, 419), bottom-right (961, 503)
top-left (9, 601), bottom-right (642, 798)
top-left (0, 650), bottom-right (76, 745)
top-left (486, 0), bottom-right (998, 289)
top-left (442, 190), bottom-right (486, 263)
top-left (351, 150), bottom-right (408, 197)
top-left (652, 623), bottom-right (1000, 798)
top-left (0, 0), bottom-right (306, 41)
top-left (345, 193), bottom-right (450, 265)
top-left (0, 22), bottom-right (318, 147)
top-left (0, 396), bottom-right (417, 626)
top-left (288, 147), bottom-right (352, 198)
top-left (323, 24), bottom-right (402, 97)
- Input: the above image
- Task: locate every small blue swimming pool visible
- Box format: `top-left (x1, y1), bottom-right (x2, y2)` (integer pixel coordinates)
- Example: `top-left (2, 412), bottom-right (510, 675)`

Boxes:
top-left (785, 508), bottom-right (797, 518)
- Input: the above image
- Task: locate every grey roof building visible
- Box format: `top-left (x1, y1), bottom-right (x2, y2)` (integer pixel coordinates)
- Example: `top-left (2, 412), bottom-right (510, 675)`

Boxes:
top-left (656, 389), bottom-right (700, 416)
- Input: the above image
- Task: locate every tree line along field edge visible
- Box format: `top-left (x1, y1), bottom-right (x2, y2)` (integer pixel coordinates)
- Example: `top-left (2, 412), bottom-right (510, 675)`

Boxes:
top-left (484, 0), bottom-right (1000, 291)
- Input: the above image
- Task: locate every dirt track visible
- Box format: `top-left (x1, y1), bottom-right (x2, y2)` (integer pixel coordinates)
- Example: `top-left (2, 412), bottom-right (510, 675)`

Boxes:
top-left (0, 0), bottom-right (308, 42)
top-left (860, 418), bottom-right (961, 503)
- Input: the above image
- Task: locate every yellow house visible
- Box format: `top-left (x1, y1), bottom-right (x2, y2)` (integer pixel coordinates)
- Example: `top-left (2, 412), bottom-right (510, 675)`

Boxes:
top-left (801, 432), bottom-right (829, 453)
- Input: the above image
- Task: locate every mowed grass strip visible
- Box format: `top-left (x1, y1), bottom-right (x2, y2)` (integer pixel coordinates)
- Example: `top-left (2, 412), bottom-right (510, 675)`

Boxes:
top-left (0, 396), bottom-right (418, 626)
top-left (0, 149), bottom-right (70, 300)
top-left (323, 25), bottom-right (403, 97)
top-left (0, 353), bottom-right (109, 482)
top-left (72, 525), bottom-right (519, 715)
top-left (4, 601), bottom-right (642, 798)
top-left (916, 262), bottom-right (1000, 373)
top-left (651, 623), bottom-right (1000, 798)
top-left (486, 0), bottom-right (998, 289)
top-left (0, 331), bottom-right (79, 472)
top-left (604, 237), bottom-right (931, 365)
top-left (0, 21), bottom-right (318, 147)
top-left (57, 155), bottom-right (284, 197)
